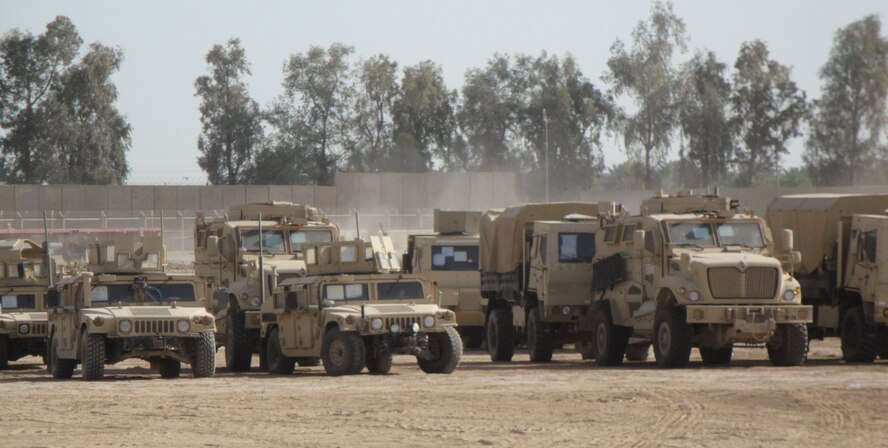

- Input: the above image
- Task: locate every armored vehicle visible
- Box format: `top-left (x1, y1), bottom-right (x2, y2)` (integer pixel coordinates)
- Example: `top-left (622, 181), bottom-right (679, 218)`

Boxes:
top-left (591, 190), bottom-right (811, 368)
top-left (479, 202), bottom-right (622, 362)
top-left (194, 202), bottom-right (339, 371)
top-left (404, 210), bottom-right (484, 347)
top-left (46, 235), bottom-right (216, 380)
top-left (261, 239), bottom-right (462, 376)
top-left (0, 239), bottom-right (50, 368)
top-left (767, 194), bottom-right (888, 362)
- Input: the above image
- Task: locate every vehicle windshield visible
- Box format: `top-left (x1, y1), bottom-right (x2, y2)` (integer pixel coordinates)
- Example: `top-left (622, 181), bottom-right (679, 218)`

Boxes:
top-left (289, 230), bottom-right (333, 252)
top-left (323, 283), bottom-right (369, 302)
top-left (377, 281), bottom-right (425, 300)
top-left (240, 229), bottom-right (287, 253)
top-left (716, 222), bottom-right (765, 248)
top-left (90, 283), bottom-right (197, 304)
top-left (431, 245), bottom-right (479, 271)
top-left (1, 294), bottom-right (36, 311)
top-left (667, 222), bottom-right (716, 248)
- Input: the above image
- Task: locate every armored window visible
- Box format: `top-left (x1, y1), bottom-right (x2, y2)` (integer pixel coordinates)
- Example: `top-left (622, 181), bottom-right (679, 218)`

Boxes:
top-left (239, 229), bottom-right (286, 254)
top-left (1, 294), bottom-right (36, 310)
top-left (604, 225), bottom-right (617, 243)
top-left (340, 245), bottom-right (358, 263)
top-left (431, 245), bottom-right (479, 271)
top-left (148, 283), bottom-right (196, 302)
top-left (558, 232), bottom-right (595, 263)
top-left (716, 222), bottom-right (765, 248)
top-left (666, 222), bottom-right (716, 248)
top-left (622, 224), bottom-right (636, 242)
top-left (289, 230), bottom-right (333, 252)
top-left (377, 281), bottom-right (424, 300)
top-left (645, 231), bottom-right (656, 254)
top-left (862, 230), bottom-right (877, 264)
top-left (324, 283), bottom-right (368, 301)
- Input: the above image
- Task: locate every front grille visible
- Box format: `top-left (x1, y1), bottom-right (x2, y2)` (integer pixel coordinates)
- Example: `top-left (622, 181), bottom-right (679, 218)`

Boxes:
top-left (134, 319), bottom-right (175, 335)
top-left (708, 267), bottom-right (778, 299)
top-left (30, 323), bottom-right (48, 336)
top-left (384, 316), bottom-right (420, 330)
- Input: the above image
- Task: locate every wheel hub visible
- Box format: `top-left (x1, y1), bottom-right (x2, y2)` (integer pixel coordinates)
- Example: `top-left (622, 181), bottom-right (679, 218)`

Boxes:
top-left (658, 322), bottom-right (672, 354)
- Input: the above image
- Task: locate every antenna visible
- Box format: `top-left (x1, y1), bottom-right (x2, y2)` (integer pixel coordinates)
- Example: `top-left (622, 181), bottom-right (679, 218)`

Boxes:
top-left (258, 212), bottom-right (265, 306)
top-left (160, 210), bottom-right (166, 273)
top-left (354, 210), bottom-right (361, 241)
top-left (43, 211), bottom-right (53, 287)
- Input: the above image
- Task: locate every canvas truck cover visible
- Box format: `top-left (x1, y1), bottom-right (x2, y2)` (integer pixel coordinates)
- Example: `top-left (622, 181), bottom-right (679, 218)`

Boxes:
top-left (480, 203), bottom-right (604, 273)
top-left (766, 193), bottom-right (888, 274)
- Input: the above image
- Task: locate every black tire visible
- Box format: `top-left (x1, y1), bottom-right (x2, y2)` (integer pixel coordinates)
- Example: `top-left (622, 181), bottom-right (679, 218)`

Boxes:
top-left (486, 308), bottom-right (514, 362)
top-left (81, 330), bottom-right (106, 381)
top-left (527, 306), bottom-right (553, 363)
top-left (576, 337), bottom-right (596, 360)
top-left (192, 331), bottom-right (216, 378)
top-left (594, 305), bottom-right (629, 366)
top-left (418, 327), bottom-right (463, 374)
top-left (297, 357), bottom-right (322, 367)
top-left (266, 327), bottom-right (296, 375)
top-left (699, 345), bottom-right (733, 365)
top-left (321, 328), bottom-right (366, 376)
top-left (159, 358), bottom-right (181, 378)
top-left (225, 310), bottom-right (253, 372)
top-left (49, 334), bottom-right (75, 379)
top-left (840, 306), bottom-right (880, 363)
top-left (460, 327), bottom-right (484, 350)
top-left (366, 349), bottom-right (393, 375)
top-left (0, 335), bottom-right (8, 369)
top-left (767, 323), bottom-right (808, 366)
top-left (625, 343), bottom-right (650, 362)
top-left (653, 306), bottom-right (692, 368)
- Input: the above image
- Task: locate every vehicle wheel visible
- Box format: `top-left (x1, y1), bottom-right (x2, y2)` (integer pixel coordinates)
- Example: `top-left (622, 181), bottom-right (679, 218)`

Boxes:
top-left (840, 306), bottom-right (879, 363)
top-left (266, 327), bottom-right (296, 375)
top-left (767, 323), bottom-right (808, 366)
top-left (594, 304), bottom-right (629, 366)
top-left (460, 327), bottom-right (484, 350)
top-left (486, 308), bottom-right (514, 362)
top-left (225, 310), bottom-right (253, 372)
top-left (527, 306), bottom-right (553, 363)
top-left (49, 334), bottom-right (75, 379)
top-left (653, 306), bottom-right (692, 368)
top-left (321, 328), bottom-right (365, 376)
top-left (159, 358), bottom-right (181, 378)
top-left (625, 343), bottom-right (650, 362)
top-left (192, 331), bottom-right (216, 378)
top-left (418, 327), bottom-right (463, 374)
top-left (699, 345), bottom-right (733, 365)
top-left (297, 357), bottom-right (321, 367)
top-left (576, 337), bottom-right (596, 360)
top-left (81, 330), bottom-right (106, 381)
top-left (0, 335), bottom-right (8, 369)
top-left (366, 349), bottom-right (393, 375)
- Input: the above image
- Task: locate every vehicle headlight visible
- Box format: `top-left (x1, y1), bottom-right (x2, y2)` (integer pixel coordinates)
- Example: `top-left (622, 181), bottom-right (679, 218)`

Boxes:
top-left (370, 318), bottom-right (384, 331)
top-left (410, 323), bottom-right (420, 333)
top-left (118, 320), bottom-right (132, 333)
top-left (390, 323), bottom-right (400, 334)
top-left (688, 291), bottom-right (700, 302)
top-left (93, 316), bottom-right (105, 326)
top-left (783, 289), bottom-right (797, 301)
top-left (18, 323), bottom-right (29, 334)
top-left (176, 319), bottom-right (190, 333)
top-left (561, 306), bottom-right (572, 316)
top-left (248, 296), bottom-right (262, 308)
top-left (422, 315), bottom-right (436, 328)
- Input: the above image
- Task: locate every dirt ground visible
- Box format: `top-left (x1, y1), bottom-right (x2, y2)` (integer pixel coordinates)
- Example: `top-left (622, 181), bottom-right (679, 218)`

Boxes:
top-left (1, 339), bottom-right (886, 448)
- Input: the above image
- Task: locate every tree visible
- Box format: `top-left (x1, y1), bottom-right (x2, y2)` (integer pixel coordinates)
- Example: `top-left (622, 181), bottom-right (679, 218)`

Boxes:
top-left (678, 51), bottom-right (735, 187)
top-left (804, 15), bottom-right (888, 186)
top-left (195, 38), bottom-right (262, 185)
top-left (0, 16), bottom-right (81, 183)
top-left (606, 1), bottom-right (687, 189)
top-left (346, 54), bottom-right (398, 171)
top-left (390, 61), bottom-right (462, 171)
top-left (731, 40), bottom-right (807, 187)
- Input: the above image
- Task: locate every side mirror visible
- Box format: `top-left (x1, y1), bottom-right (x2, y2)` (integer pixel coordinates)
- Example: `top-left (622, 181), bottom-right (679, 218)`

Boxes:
top-left (633, 229), bottom-right (646, 248)
top-left (46, 289), bottom-right (60, 309)
top-left (790, 251), bottom-right (802, 265)
top-left (680, 252), bottom-right (693, 275)
top-left (284, 291), bottom-right (300, 311)
top-left (206, 235), bottom-right (220, 258)
top-left (781, 229), bottom-right (794, 253)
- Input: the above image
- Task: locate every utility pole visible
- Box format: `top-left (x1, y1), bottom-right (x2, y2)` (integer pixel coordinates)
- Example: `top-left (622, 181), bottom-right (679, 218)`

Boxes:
top-left (543, 108), bottom-right (549, 203)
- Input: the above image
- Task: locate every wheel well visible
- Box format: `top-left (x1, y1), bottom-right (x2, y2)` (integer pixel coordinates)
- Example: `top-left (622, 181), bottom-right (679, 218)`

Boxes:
top-left (325, 322), bottom-right (339, 331)
top-left (656, 289), bottom-right (677, 309)
top-left (229, 294), bottom-right (240, 313)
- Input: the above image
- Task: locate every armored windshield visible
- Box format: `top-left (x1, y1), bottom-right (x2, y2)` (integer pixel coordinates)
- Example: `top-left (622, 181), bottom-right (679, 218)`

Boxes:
top-left (90, 283), bottom-right (197, 304)
top-left (716, 222), bottom-right (765, 248)
top-left (431, 245), bottom-right (479, 271)
top-left (289, 230), bottom-right (333, 252)
top-left (239, 229), bottom-right (286, 253)
top-left (377, 281), bottom-right (424, 300)
top-left (667, 221), bottom-right (765, 248)
top-left (667, 222), bottom-right (716, 248)
top-left (558, 233), bottom-right (596, 263)
top-left (1, 294), bottom-right (36, 311)
top-left (323, 283), bottom-right (369, 302)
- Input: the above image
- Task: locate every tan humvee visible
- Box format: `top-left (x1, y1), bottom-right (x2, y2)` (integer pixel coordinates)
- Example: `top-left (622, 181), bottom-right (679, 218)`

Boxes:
top-left (404, 210), bottom-right (484, 348)
top-left (767, 194), bottom-right (888, 362)
top-left (479, 202), bottom-right (623, 362)
top-left (46, 235), bottom-right (216, 380)
top-left (260, 239), bottom-right (462, 376)
top-left (0, 239), bottom-right (50, 368)
top-left (592, 190), bottom-right (811, 368)
top-left (194, 202), bottom-right (339, 371)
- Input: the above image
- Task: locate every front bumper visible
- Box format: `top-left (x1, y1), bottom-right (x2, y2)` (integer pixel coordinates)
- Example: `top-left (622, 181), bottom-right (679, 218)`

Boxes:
top-left (686, 304), bottom-right (812, 336)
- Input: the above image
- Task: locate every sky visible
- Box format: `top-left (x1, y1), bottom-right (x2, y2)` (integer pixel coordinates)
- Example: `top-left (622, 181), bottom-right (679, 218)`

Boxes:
top-left (2, 0), bottom-right (887, 185)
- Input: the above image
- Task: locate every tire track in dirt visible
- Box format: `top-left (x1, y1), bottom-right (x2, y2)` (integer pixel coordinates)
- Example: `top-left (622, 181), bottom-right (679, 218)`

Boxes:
top-left (628, 389), bottom-right (705, 448)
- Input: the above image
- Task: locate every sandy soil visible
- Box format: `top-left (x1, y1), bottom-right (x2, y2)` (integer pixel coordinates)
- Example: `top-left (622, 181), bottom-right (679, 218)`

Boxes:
top-left (1, 340), bottom-right (886, 448)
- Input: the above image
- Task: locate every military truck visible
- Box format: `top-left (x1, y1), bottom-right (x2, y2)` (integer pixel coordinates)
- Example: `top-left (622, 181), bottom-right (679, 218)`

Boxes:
top-left (404, 210), bottom-right (484, 348)
top-left (46, 235), bottom-right (216, 380)
top-left (260, 238), bottom-right (462, 376)
top-left (0, 239), bottom-right (50, 368)
top-left (194, 202), bottom-right (339, 371)
top-left (480, 202), bottom-right (624, 362)
top-left (767, 193), bottom-right (888, 362)
top-left (590, 190), bottom-right (811, 368)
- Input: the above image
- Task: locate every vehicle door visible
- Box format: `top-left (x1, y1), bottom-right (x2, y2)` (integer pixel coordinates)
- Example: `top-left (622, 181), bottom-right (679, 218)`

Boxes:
top-left (277, 283), bottom-right (320, 350)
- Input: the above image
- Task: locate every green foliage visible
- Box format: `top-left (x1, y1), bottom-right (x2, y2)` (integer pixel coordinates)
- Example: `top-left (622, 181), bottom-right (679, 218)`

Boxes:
top-left (347, 54), bottom-right (398, 171)
top-left (805, 15), bottom-right (888, 186)
top-left (731, 40), bottom-right (807, 187)
top-left (195, 38), bottom-right (262, 185)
